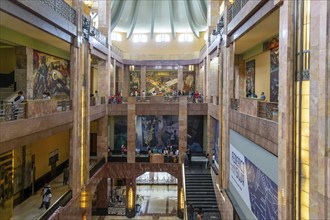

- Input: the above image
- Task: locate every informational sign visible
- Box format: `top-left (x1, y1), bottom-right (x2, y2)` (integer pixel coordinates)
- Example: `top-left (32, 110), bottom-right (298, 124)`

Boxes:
top-left (230, 144), bottom-right (278, 220)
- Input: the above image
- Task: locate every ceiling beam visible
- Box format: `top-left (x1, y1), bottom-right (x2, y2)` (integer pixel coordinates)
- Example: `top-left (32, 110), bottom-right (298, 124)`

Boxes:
top-left (126, 0), bottom-right (141, 39)
top-left (150, 0), bottom-right (156, 39)
top-left (111, 0), bottom-right (126, 32)
top-left (169, 0), bottom-right (176, 38)
top-left (197, 0), bottom-right (207, 22)
top-left (183, 0), bottom-right (200, 38)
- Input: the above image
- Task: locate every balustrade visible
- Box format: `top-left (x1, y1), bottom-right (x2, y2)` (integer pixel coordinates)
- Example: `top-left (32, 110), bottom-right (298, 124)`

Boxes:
top-left (227, 0), bottom-right (249, 23)
top-left (0, 102), bottom-right (26, 122)
top-left (39, 0), bottom-right (76, 24)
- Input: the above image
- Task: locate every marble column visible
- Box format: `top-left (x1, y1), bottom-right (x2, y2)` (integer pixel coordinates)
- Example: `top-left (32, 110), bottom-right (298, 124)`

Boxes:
top-left (140, 66), bottom-right (146, 95)
top-left (97, 59), bottom-right (108, 97)
top-left (278, 1), bottom-right (295, 219)
top-left (309, 1), bottom-right (330, 219)
top-left (15, 47), bottom-right (33, 99)
top-left (97, 116), bottom-right (108, 158)
top-left (123, 65), bottom-right (129, 98)
top-left (127, 97), bottom-right (136, 163)
top-left (178, 96), bottom-right (187, 163)
top-left (177, 66), bottom-right (183, 92)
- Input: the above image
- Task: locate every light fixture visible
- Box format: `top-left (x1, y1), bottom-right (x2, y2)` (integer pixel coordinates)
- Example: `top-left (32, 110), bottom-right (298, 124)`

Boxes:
top-left (188, 65), bottom-right (194, 72)
top-left (129, 65), bottom-right (135, 71)
top-left (180, 187), bottom-right (184, 210)
top-left (127, 186), bottom-right (134, 210)
top-left (84, 0), bottom-right (93, 8)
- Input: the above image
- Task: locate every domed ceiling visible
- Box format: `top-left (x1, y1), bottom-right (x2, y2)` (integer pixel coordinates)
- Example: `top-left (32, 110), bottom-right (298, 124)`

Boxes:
top-left (111, 0), bottom-right (207, 39)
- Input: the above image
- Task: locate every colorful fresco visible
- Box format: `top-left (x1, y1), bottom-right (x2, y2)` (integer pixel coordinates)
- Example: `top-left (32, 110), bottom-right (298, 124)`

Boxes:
top-left (146, 71), bottom-right (178, 94)
top-left (269, 37), bottom-right (279, 102)
top-left (114, 116), bottom-right (127, 152)
top-left (33, 51), bottom-right (70, 99)
top-left (187, 116), bottom-right (203, 153)
top-left (183, 72), bottom-right (195, 93)
top-left (136, 116), bottom-right (178, 151)
top-left (245, 60), bottom-right (255, 95)
top-left (129, 71), bottom-right (140, 96)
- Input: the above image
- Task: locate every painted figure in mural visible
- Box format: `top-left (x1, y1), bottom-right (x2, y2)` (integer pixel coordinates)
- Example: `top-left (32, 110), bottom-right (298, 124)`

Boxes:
top-left (33, 55), bottom-right (49, 99)
top-left (183, 73), bottom-right (194, 91)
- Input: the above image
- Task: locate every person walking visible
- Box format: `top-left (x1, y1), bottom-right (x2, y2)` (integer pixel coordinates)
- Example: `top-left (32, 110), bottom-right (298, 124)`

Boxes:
top-left (205, 154), bottom-right (210, 169)
top-left (197, 208), bottom-right (203, 220)
top-left (13, 91), bottom-right (24, 120)
top-left (39, 182), bottom-right (51, 209)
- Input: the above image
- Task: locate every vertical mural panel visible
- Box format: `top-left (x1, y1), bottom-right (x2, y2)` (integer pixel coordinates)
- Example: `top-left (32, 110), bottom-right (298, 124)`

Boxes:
top-left (183, 72), bottom-right (195, 93)
top-left (33, 51), bottom-right (70, 99)
top-left (187, 116), bottom-right (204, 153)
top-left (129, 71), bottom-right (140, 96)
top-left (245, 60), bottom-right (255, 95)
top-left (269, 37), bottom-right (279, 102)
top-left (136, 116), bottom-right (178, 152)
top-left (146, 71), bottom-right (178, 95)
top-left (114, 116), bottom-right (127, 153)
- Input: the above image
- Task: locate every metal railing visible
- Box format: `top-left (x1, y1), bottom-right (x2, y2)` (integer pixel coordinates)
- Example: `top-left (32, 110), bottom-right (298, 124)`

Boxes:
top-left (187, 96), bottom-right (205, 103)
top-left (135, 96), bottom-right (151, 102)
top-left (230, 98), bottom-right (240, 110)
top-left (164, 156), bottom-right (179, 163)
top-left (0, 102), bottom-right (26, 122)
top-left (164, 96), bottom-right (179, 102)
top-left (90, 97), bottom-right (96, 106)
top-left (110, 45), bottom-right (124, 58)
top-left (89, 157), bottom-right (106, 178)
top-left (100, 97), bottom-right (106, 104)
top-left (38, 190), bottom-right (72, 220)
top-left (257, 101), bottom-right (278, 122)
top-left (56, 100), bottom-right (71, 111)
top-left (91, 27), bottom-right (108, 48)
top-left (227, 0), bottom-right (249, 23)
top-left (39, 0), bottom-right (76, 24)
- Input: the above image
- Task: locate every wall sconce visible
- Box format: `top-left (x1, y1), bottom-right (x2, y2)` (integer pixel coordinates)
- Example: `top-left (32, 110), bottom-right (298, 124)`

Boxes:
top-left (129, 65), bottom-right (135, 71)
top-left (180, 187), bottom-right (184, 210)
top-left (188, 65), bottom-right (194, 72)
top-left (80, 189), bottom-right (88, 209)
top-left (84, 0), bottom-right (93, 8)
top-left (127, 186), bottom-right (134, 210)
top-left (229, 0), bottom-right (235, 5)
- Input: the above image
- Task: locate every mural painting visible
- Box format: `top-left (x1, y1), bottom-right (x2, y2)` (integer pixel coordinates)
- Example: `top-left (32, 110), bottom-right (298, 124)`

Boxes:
top-left (114, 116), bottom-right (127, 153)
top-left (129, 71), bottom-right (140, 96)
top-left (187, 116), bottom-right (204, 153)
top-left (183, 72), bottom-right (195, 93)
top-left (136, 116), bottom-right (178, 152)
top-left (245, 60), bottom-right (255, 95)
top-left (269, 37), bottom-right (279, 102)
top-left (146, 71), bottom-right (178, 94)
top-left (33, 51), bottom-right (70, 99)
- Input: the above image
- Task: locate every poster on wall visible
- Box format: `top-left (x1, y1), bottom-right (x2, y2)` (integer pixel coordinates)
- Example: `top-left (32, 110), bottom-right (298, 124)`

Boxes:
top-left (183, 72), bottom-right (195, 93)
top-left (114, 116), bottom-right (127, 152)
top-left (33, 51), bottom-right (70, 99)
top-left (146, 71), bottom-right (178, 94)
top-left (136, 116), bottom-right (178, 152)
top-left (213, 119), bottom-right (219, 169)
top-left (230, 144), bottom-right (278, 220)
top-left (187, 116), bottom-right (203, 153)
top-left (129, 71), bottom-right (140, 95)
top-left (245, 60), bottom-right (255, 95)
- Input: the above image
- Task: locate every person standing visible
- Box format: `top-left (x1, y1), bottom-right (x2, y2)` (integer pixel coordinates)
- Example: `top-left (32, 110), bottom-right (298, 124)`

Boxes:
top-left (63, 166), bottom-right (69, 185)
top-left (42, 189), bottom-right (52, 209)
top-left (39, 183), bottom-right (51, 209)
top-left (13, 91), bottom-right (24, 120)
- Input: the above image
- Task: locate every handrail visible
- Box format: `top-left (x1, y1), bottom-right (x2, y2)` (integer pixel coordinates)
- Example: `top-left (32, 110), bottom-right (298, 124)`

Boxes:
top-left (57, 100), bottom-right (71, 111)
top-left (227, 0), bottom-right (249, 23)
top-left (91, 27), bottom-right (108, 48)
top-left (110, 45), bottom-right (124, 58)
top-left (89, 157), bottom-right (106, 178)
top-left (38, 190), bottom-right (72, 220)
top-left (39, 0), bottom-right (76, 24)
top-left (182, 163), bottom-right (188, 220)
top-left (0, 102), bottom-right (26, 121)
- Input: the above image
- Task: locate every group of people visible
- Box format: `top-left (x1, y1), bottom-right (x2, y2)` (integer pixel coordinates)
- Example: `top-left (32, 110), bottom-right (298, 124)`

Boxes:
top-left (109, 92), bottom-right (123, 104)
top-left (188, 205), bottom-right (204, 220)
top-left (246, 90), bottom-right (266, 100)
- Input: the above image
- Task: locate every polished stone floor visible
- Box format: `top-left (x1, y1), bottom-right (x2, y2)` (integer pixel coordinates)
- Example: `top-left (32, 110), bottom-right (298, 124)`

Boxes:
top-left (11, 173), bottom-right (69, 220)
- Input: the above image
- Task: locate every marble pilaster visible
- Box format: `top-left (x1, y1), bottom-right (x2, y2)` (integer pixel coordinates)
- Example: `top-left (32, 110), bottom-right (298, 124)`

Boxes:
top-left (278, 1), bottom-right (295, 219)
top-left (15, 47), bottom-right (33, 99)
top-left (97, 59), bottom-right (109, 97)
top-left (123, 65), bottom-right (129, 98)
top-left (140, 66), bottom-right (146, 95)
top-left (234, 55), bottom-right (245, 99)
top-left (177, 66), bottom-right (183, 91)
top-left (309, 1), bottom-right (330, 219)
top-left (127, 97), bottom-right (136, 163)
top-left (178, 96), bottom-right (187, 163)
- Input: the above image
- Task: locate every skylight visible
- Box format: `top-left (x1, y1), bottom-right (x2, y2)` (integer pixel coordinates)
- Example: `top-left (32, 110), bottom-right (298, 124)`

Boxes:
top-left (111, 32), bottom-right (122, 42)
top-left (132, 34), bottom-right (148, 43)
top-left (178, 34), bottom-right (194, 42)
top-left (155, 34), bottom-right (171, 42)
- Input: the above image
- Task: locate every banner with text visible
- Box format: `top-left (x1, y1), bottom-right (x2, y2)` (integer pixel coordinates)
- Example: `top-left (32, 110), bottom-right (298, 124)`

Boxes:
top-left (230, 144), bottom-right (278, 220)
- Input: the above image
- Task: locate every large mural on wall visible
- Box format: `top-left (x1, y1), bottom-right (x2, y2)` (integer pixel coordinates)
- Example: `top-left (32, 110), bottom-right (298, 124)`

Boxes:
top-left (245, 60), bottom-right (255, 95)
top-left (269, 37), bottom-right (279, 102)
top-left (114, 116), bottom-right (127, 152)
top-left (33, 51), bottom-right (70, 99)
top-left (136, 116), bottom-right (178, 152)
top-left (146, 71), bottom-right (178, 94)
top-left (129, 71), bottom-right (140, 96)
top-left (183, 72), bottom-right (195, 93)
top-left (187, 116), bottom-right (203, 153)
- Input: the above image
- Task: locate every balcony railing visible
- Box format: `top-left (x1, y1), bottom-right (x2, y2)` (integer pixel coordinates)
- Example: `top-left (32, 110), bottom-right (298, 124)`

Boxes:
top-left (91, 27), bottom-right (108, 48)
top-left (56, 100), bottom-right (71, 111)
top-left (110, 45), bottom-right (124, 58)
top-left (227, 0), bottom-right (249, 23)
top-left (100, 97), bottom-right (106, 104)
top-left (135, 96), bottom-right (151, 102)
top-left (38, 190), bottom-right (72, 220)
top-left (39, 0), bottom-right (76, 24)
top-left (90, 97), bottom-right (96, 106)
top-left (0, 102), bottom-right (26, 122)
top-left (230, 98), bottom-right (240, 110)
top-left (164, 96), bottom-right (179, 102)
top-left (257, 101), bottom-right (278, 122)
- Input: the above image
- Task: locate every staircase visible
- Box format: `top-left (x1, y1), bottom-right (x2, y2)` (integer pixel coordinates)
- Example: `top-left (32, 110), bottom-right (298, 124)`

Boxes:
top-left (185, 171), bottom-right (221, 219)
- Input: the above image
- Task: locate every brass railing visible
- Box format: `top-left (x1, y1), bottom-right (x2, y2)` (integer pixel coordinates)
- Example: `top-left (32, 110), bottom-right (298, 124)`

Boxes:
top-left (56, 100), bottom-right (71, 111)
top-left (230, 98), bottom-right (240, 110)
top-left (257, 101), bottom-right (278, 122)
top-left (39, 0), bottom-right (76, 24)
top-left (227, 0), bottom-right (249, 23)
top-left (0, 102), bottom-right (26, 121)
